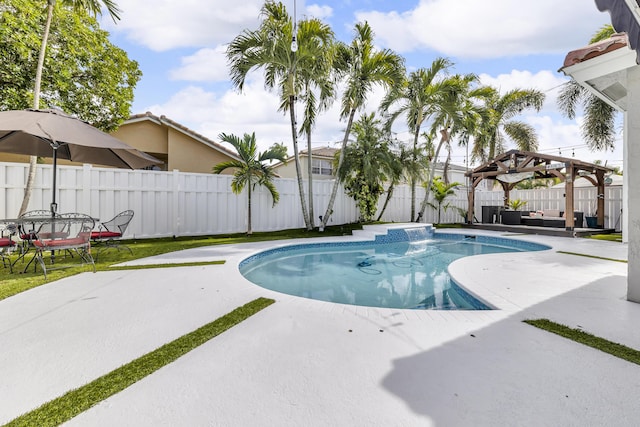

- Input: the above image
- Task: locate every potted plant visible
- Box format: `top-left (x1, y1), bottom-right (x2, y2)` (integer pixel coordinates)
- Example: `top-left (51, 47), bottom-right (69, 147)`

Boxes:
top-left (585, 201), bottom-right (599, 228)
top-left (585, 213), bottom-right (599, 228)
top-left (501, 199), bottom-right (527, 225)
top-left (507, 198), bottom-right (528, 211)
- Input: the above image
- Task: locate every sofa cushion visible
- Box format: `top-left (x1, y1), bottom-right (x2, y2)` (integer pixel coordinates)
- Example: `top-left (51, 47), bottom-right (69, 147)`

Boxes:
top-left (544, 209), bottom-right (560, 217)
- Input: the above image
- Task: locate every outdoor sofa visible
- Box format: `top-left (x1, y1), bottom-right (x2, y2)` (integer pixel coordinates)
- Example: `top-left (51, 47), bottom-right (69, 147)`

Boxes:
top-left (506, 209), bottom-right (584, 228)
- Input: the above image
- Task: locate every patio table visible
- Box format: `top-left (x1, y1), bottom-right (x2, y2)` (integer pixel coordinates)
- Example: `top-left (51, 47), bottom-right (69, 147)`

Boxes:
top-left (0, 215), bottom-right (98, 274)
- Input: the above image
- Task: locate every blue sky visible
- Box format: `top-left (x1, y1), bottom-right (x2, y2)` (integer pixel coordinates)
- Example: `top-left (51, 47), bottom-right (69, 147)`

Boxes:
top-left (102, 0), bottom-right (620, 169)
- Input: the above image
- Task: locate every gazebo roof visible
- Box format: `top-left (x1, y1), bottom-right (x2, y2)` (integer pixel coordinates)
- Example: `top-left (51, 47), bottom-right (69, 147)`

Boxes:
top-left (466, 149), bottom-right (613, 184)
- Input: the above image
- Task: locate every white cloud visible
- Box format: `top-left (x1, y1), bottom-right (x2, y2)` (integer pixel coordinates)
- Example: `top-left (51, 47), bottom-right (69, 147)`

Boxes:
top-left (306, 4), bottom-right (333, 20)
top-left (140, 74), bottom-right (388, 156)
top-left (357, 0), bottom-right (608, 58)
top-left (169, 46), bottom-right (229, 82)
top-left (104, 1), bottom-right (265, 51)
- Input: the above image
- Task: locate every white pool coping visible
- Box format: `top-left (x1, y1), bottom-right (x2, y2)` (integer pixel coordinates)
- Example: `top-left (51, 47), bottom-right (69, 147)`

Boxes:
top-left (1, 224), bottom-right (638, 426)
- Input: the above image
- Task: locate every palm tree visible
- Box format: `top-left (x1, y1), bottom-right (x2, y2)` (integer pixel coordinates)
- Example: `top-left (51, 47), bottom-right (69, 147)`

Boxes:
top-left (402, 73), bottom-right (484, 223)
top-left (227, 2), bottom-right (334, 231)
top-left (376, 143), bottom-right (425, 221)
top-left (296, 19), bottom-right (336, 229)
top-left (427, 176), bottom-right (461, 224)
top-left (20, 0), bottom-right (122, 216)
top-left (557, 25), bottom-right (617, 152)
top-left (379, 58), bottom-right (455, 220)
top-left (319, 21), bottom-right (404, 230)
top-left (471, 86), bottom-right (545, 162)
top-left (213, 132), bottom-right (287, 235)
top-left (335, 113), bottom-right (391, 221)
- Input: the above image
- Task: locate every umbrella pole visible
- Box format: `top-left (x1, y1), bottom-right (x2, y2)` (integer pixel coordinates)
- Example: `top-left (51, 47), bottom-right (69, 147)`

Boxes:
top-left (50, 146), bottom-right (58, 264)
top-left (51, 146), bottom-right (57, 215)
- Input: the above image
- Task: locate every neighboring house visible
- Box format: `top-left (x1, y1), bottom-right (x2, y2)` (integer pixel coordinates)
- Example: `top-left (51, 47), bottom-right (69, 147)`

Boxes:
top-left (111, 112), bottom-right (240, 173)
top-left (273, 146), bottom-right (337, 180)
top-left (0, 111), bottom-right (241, 174)
top-left (433, 162), bottom-right (470, 189)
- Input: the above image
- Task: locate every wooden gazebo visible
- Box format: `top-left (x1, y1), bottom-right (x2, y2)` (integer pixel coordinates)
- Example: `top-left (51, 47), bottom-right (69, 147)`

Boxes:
top-left (465, 150), bottom-right (613, 230)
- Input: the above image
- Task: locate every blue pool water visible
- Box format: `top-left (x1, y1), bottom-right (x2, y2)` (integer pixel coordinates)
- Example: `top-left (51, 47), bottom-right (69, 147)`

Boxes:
top-left (239, 227), bottom-right (550, 310)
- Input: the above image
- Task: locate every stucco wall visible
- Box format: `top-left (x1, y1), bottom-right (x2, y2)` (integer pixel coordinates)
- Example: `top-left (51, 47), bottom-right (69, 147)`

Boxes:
top-left (166, 128), bottom-right (234, 174)
top-left (112, 121), bottom-right (168, 155)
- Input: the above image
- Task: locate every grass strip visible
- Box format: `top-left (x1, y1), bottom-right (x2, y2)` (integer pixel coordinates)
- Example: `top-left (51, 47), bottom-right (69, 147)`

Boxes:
top-left (4, 297), bottom-right (275, 427)
top-left (108, 260), bottom-right (225, 270)
top-left (587, 233), bottom-right (623, 243)
top-left (557, 250), bottom-right (627, 263)
top-left (523, 318), bottom-right (640, 366)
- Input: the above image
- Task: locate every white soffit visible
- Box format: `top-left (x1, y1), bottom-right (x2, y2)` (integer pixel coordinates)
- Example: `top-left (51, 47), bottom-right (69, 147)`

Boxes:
top-left (562, 46), bottom-right (637, 111)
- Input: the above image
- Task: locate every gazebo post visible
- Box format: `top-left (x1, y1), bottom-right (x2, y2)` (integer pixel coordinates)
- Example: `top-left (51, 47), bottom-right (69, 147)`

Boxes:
top-left (467, 178), bottom-right (476, 224)
top-left (565, 163), bottom-right (575, 230)
top-left (596, 170), bottom-right (606, 228)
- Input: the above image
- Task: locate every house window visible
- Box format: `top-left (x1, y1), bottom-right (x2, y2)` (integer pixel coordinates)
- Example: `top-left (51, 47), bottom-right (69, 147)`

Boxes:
top-left (312, 159), bottom-right (333, 176)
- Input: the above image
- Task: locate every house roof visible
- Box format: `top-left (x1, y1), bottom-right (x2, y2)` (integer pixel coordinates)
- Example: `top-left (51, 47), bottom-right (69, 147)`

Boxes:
top-left (561, 32), bottom-right (630, 69)
top-left (124, 112), bottom-right (240, 160)
top-left (559, 32), bottom-right (637, 111)
top-left (299, 146), bottom-right (338, 158)
top-left (274, 146), bottom-right (338, 168)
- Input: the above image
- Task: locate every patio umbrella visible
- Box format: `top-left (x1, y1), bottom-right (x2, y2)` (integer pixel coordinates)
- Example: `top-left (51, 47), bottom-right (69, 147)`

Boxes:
top-left (0, 108), bottom-right (162, 213)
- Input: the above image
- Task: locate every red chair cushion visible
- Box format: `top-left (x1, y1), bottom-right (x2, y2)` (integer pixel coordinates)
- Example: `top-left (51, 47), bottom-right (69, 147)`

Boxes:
top-left (0, 237), bottom-right (15, 247)
top-left (91, 231), bottom-right (122, 239)
top-left (33, 237), bottom-right (87, 248)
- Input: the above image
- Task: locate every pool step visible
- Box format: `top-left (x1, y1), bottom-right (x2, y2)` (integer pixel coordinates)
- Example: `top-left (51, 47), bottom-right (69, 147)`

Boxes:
top-left (350, 223), bottom-right (435, 242)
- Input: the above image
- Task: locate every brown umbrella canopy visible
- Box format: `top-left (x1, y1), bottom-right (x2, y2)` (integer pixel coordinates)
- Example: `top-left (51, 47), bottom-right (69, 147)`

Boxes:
top-left (0, 109), bottom-right (162, 213)
top-left (0, 109), bottom-right (161, 169)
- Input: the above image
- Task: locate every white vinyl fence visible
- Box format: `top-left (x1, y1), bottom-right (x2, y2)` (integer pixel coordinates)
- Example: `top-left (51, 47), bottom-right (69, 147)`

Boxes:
top-left (0, 162), bottom-right (623, 239)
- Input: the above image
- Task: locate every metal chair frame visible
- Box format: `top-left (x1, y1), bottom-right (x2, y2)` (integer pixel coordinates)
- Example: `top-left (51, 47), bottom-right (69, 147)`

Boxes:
top-left (0, 223), bottom-right (17, 273)
top-left (90, 210), bottom-right (134, 258)
top-left (31, 216), bottom-right (96, 279)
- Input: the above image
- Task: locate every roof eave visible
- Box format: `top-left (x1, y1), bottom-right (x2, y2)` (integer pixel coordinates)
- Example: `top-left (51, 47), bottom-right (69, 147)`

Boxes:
top-left (561, 42), bottom-right (637, 111)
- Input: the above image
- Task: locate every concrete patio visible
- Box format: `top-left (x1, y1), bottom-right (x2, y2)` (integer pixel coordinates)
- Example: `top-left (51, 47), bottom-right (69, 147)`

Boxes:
top-left (0, 226), bottom-right (638, 426)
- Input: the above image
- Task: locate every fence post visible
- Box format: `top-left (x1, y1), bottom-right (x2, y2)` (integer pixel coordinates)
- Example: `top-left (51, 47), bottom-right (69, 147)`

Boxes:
top-left (172, 169), bottom-right (181, 237)
top-left (82, 164), bottom-right (92, 216)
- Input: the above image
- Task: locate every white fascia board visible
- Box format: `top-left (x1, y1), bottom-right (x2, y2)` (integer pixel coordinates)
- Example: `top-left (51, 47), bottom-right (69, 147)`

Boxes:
top-left (561, 45), bottom-right (637, 83)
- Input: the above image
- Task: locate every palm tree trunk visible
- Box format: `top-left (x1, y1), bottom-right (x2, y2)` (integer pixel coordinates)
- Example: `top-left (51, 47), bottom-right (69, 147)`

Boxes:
top-left (443, 144), bottom-right (451, 185)
top-left (417, 129), bottom-right (449, 222)
top-left (409, 131), bottom-right (420, 221)
top-left (376, 183), bottom-right (395, 221)
top-left (247, 180), bottom-right (252, 235)
top-left (289, 96), bottom-right (312, 230)
top-left (20, 1), bottom-right (55, 217)
top-left (307, 131), bottom-right (314, 228)
top-left (320, 108), bottom-right (356, 230)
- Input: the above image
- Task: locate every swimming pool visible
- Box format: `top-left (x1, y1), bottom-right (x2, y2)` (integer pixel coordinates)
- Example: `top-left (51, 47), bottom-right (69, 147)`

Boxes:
top-left (239, 227), bottom-right (550, 310)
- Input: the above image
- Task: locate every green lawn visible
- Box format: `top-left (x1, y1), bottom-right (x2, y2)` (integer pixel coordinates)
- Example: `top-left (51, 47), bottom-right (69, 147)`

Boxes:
top-left (0, 224), bottom-right (364, 301)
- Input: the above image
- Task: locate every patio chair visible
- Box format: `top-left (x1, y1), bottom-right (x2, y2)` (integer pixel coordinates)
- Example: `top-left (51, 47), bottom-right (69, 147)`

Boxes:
top-left (58, 213), bottom-right (95, 258)
top-left (14, 210), bottom-right (61, 266)
top-left (1, 222), bottom-right (17, 272)
top-left (31, 216), bottom-right (95, 279)
top-left (90, 210), bottom-right (134, 258)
